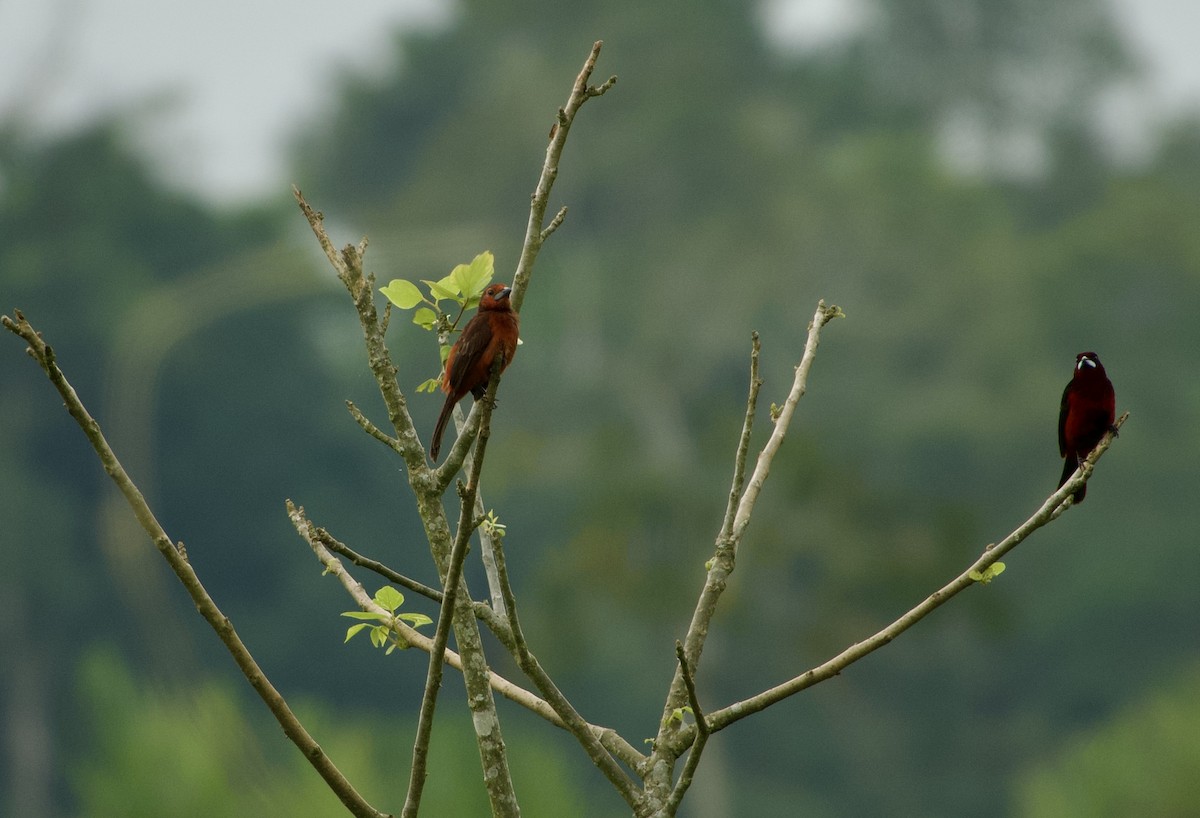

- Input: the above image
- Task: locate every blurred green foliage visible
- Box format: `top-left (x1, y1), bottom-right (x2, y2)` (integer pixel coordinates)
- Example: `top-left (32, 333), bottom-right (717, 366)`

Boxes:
top-left (1014, 663), bottom-right (1200, 817)
top-left (3, 0), bottom-right (1200, 815)
top-left (71, 649), bottom-right (596, 818)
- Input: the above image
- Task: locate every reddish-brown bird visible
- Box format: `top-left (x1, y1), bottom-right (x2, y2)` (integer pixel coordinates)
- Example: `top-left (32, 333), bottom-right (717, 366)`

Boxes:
top-left (429, 282), bottom-right (520, 461)
top-left (1057, 351), bottom-right (1116, 503)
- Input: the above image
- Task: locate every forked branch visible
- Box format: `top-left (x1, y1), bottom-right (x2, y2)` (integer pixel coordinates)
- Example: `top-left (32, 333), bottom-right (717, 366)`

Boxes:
top-left (657, 412), bottom-right (1129, 760)
top-left (656, 301), bottom-right (842, 747)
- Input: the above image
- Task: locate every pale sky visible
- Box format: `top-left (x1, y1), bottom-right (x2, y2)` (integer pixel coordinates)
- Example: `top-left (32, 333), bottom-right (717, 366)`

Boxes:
top-left (1, 0), bottom-right (1197, 203)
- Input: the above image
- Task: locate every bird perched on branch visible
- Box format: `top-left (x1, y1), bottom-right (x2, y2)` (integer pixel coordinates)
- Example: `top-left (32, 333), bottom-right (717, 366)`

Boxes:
top-left (430, 282), bottom-right (520, 461)
top-left (1057, 351), bottom-right (1116, 503)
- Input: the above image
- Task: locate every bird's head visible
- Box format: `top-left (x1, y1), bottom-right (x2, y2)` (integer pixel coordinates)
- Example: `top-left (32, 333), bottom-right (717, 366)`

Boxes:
top-left (1075, 351), bottom-right (1104, 373)
top-left (478, 282), bottom-right (513, 311)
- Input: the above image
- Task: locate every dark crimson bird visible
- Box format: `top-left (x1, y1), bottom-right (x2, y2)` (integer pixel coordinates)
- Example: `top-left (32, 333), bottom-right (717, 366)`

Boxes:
top-left (429, 282), bottom-right (520, 461)
top-left (1057, 351), bottom-right (1116, 503)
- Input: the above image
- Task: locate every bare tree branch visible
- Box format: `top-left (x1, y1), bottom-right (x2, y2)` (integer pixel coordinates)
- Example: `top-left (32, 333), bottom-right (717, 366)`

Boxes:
top-left (294, 40), bottom-right (623, 815)
top-left (316, 527), bottom-right (513, 647)
top-left (473, 484), bottom-right (509, 618)
top-left (404, 361), bottom-right (505, 817)
top-left (665, 642), bottom-right (708, 813)
top-left (293, 190), bottom-right (428, 475)
top-left (491, 510), bottom-right (645, 810)
top-left (432, 401), bottom-right (482, 489)
top-left (436, 406), bottom-right (509, 616)
top-left (683, 413), bottom-right (1129, 744)
top-left (288, 501), bottom-right (645, 771)
top-left (346, 400), bottom-right (403, 455)
top-left (510, 39), bottom-right (616, 313)
top-left (720, 332), bottom-right (762, 542)
top-left (731, 301), bottom-right (845, 543)
top-left (2, 311), bottom-right (391, 818)
top-left (295, 185), bottom-right (520, 810)
top-left (294, 187), bottom-right (522, 814)
top-left (656, 302), bottom-right (842, 748)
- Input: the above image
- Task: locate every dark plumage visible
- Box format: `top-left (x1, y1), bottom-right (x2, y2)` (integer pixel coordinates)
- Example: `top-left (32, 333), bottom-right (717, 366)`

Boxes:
top-left (429, 283), bottom-right (519, 461)
top-left (1057, 351), bottom-right (1116, 503)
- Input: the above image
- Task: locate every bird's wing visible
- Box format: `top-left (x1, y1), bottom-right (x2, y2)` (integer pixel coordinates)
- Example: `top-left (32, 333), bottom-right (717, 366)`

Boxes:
top-left (446, 315), bottom-right (493, 392)
top-left (1057, 381), bottom-right (1071, 456)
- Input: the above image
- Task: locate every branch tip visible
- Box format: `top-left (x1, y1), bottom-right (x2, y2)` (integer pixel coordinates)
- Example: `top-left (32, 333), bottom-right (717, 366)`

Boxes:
top-left (588, 75), bottom-right (618, 97)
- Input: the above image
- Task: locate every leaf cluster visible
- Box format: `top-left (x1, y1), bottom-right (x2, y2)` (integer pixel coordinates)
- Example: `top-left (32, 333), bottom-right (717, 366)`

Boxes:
top-left (379, 250), bottom-right (497, 391)
top-left (342, 586), bottom-right (433, 655)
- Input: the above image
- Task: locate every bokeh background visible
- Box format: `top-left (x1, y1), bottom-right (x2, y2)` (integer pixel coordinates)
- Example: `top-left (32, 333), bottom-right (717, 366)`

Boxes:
top-left (3, 1), bottom-right (1199, 816)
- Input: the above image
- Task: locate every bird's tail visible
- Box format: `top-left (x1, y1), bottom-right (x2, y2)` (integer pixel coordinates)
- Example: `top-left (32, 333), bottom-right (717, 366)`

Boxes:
top-left (430, 397), bottom-right (455, 461)
top-left (1058, 455), bottom-right (1087, 503)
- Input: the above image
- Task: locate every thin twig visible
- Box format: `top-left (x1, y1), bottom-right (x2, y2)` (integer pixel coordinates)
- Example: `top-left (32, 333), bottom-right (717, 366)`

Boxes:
top-left (346, 400), bottom-right (403, 454)
top-left (665, 642), bottom-right (708, 813)
top-left (510, 39), bottom-right (616, 313)
top-left (2, 311), bottom-right (390, 818)
top-left (293, 187), bottom-right (428, 479)
top-left (290, 504), bottom-right (546, 715)
top-left (317, 528), bottom-right (513, 647)
top-left (691, 413), bottom-right (1130, 739)
top-left (721, 332), bottom-right (762, 542)
top-left (289, 502), bottom-right (659, 775)
top-left (473, 488), bottom-right (508, 618)
top-left (673, 643), bottom-right (708, 737)
top-left (432, 401), bottom-right (481, 492)
top-left (656, 303), bottom-right (841, 750)
top-left (319, 529), bottom-right (443, 600)
top-left (432, 405), bottom-right (508, 613)
top-left (540, 205), bottom-right (568, 243)
top-left (730, 301), bottom-right (844, 543)
top-left (492, 519), bottom-right (645, 809)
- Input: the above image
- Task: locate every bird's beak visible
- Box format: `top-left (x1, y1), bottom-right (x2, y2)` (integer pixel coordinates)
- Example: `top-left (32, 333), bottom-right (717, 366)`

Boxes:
top-left (497, 287), bottom-right (512, 301)
top-left (1079, 358), bottom-right (1096, 369)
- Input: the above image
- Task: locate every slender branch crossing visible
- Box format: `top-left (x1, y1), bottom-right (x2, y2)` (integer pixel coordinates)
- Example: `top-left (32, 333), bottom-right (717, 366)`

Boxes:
top-left (2, 311), bottom-right (391, 818)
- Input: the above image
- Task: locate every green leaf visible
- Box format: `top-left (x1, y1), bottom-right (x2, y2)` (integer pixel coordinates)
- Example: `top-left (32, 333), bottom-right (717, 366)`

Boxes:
top-left (341, 610), bottom-right (389, 622)
top-left (481, 510), bottom-right (506, 539)
top-left (970, 562), bottom-right (1007, 584)
top-left (369, 626), bottom-right (387, 648)
top-left (374, 585), bottom-right (405, 613)
top-left (380, 279), bottom-right (423, 309)
top-left (344, 623), bottom-right (369, 643)
top-left (412, 307), bottom-right (437, 329)
top-left (439, 343), bottom-right (452, 364)
top-left (423, 277), bottom-right (460, 301)
top-left (416, 377), bottom-right (441, 394)
top-left (665, 706), bottom-right (694, 726)
top-left (452, 251), bottom-right (494, 300)
top-left (398, 612), bottom-right (433, 628)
